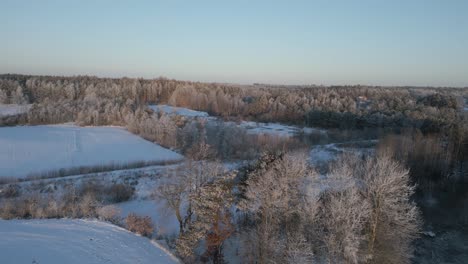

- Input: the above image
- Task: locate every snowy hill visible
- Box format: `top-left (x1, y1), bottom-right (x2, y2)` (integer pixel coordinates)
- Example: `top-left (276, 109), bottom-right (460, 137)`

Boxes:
top-left (0, 219), bottom-right (180, 264)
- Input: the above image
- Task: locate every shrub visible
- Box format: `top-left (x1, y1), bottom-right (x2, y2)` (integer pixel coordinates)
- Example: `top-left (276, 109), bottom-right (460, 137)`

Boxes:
top-left (79, 193), bottom-right (101, 217)
top-left (125, 213), bottom-right (154, 237)
top-left (78, 181), bottom-right (106, 198)
top-left (0, 200), bottom-right (16, 219)
top-left (107, 184), bottom-right (134, 203)
top-left (0, 184), bottom-right (20, 198)
top-left (97, 205), bottom-right (121, 224)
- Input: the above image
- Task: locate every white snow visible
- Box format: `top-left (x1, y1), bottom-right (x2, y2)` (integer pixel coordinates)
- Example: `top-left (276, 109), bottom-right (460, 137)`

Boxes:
top-left (149, 104), bottom-right (326, 137)
top-left (149, 105), bottom-right (209, 117)
top-left (238, 121), bottom-right (325, 137)
top-left (0, 124), bottom-right (183, 178)
top-left (309, 144), bottom-right (340, 165)
top-left (0, 219), bottom-right (179, 264)
top-left (309, 140), bottom-right (377, 167)
top-left (116, 199), bottom-right (180, 236)
top-left (0, 104), bottom-right (31, 117)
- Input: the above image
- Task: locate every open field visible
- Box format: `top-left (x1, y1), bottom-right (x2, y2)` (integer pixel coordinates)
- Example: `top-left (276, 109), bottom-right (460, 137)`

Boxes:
top-left (0, 219), bottom-right (179, 264)
top-left (0, 125), bottom-right (183, 178)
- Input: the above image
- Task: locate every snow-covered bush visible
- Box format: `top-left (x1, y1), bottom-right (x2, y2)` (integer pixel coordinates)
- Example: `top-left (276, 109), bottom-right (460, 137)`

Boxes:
top-left (107, 184), bottom-right (135, 203)
top-left (125, 213), bottom-right (154, 237)
top-left (97, 205), bottom-right (121, 224)
top-left (0, 184), bottom-right (20, 198)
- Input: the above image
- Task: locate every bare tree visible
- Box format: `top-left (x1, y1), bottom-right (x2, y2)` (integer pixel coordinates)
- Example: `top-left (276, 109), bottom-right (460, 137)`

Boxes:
top-left (241, 151), bottom-right (312, 264)
top-left (284, 233), bottom-right (315, 264)
top-left (0, 89), bottom-right (7, 103)
top-left (361, 153), bottom-right (421, 264)
top-left (154, 180), bottom-right (186, 234)
top-left (310, 155), bottom-right (370, 264)
top-left (154, 160), bottom-right (225, 235)
top-left (176, 171), bottom-right (235, 262)
top-left (321, 186), bottom-right (370, 263)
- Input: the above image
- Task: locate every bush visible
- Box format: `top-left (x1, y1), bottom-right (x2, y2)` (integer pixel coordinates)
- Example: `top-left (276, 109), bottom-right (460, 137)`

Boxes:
top-left (107, 184), bottom-right (134, 203)
top-left (125, 213), bottom-right (154, 237)
top-left (0, 184), bottom-right (20, 198)
top-left (77, 181), bottom-right (106, 198)
top-left (0, 200), bottom-right (16, 219)
top-left (79, 193), bottom-right (101, 217)
top-left (0, 182), bottom-right (137, 220)
top-left (97, 205), bottom-right (121, 224)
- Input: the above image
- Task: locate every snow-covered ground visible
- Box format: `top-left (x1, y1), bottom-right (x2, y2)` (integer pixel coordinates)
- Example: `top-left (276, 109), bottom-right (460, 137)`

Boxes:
top-left (0, 124), bottom-right (183, 178)
top-left (149, 104), bottom-right (326, 137)
top-left (0, 104), bottom-right (31, 117)
top-left (309, 140), bottom-right (377, 167)
top-left (6, 160), bottom-right (238, 240)
top-left (239, 121), bottom-right (325, 137)
top-left (0, 219), bottom-right (179, 264)
top-left (117, 199), bottom-right (180, 237)
top-left (149, 105), bottom-right (209, 117)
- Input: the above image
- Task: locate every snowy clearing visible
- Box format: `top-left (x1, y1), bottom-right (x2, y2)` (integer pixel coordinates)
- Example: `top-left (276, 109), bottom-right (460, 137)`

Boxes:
top-left (239, 121), bottom-right (326, 137)
top-left (0, 104), bottom-right (31, 117)
top-left (149, 104), bottom-right (326, 137)
top-left (0, 125), bottom-right (183, 178)
top-left (0, 219), bottom-right (179, 264)
top-left (309, 140), bottom-right (377, 167)
top-left (149, 104), bottom-right (209, 117)
top-left (117, 199), bottom-right (180, 237)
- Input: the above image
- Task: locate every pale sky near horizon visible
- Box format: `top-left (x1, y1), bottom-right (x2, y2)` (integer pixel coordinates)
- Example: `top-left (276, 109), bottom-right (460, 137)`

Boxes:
top-left (1, 0), bottom-right (468, 86)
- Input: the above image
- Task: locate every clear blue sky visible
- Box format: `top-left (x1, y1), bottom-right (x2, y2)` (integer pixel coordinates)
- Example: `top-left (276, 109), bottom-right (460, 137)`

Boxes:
top-left (1, 0), bottom-right (467, 86)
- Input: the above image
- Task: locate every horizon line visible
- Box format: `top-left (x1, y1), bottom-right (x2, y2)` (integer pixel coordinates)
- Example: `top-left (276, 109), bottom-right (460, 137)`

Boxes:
top-left (1, 72), bottom-right (467, 89)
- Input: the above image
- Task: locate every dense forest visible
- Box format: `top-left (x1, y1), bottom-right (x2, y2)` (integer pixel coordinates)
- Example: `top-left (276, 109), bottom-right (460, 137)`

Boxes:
top-left (1, 74), bottom-right (467, 263)
top-left (1, 74), bottom-right (466, 179)
top-left (1, 74), bottom-right (466, 131)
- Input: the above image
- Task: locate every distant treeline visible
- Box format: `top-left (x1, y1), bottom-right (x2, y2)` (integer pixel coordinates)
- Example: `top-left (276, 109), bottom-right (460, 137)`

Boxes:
top-left (0, 74), bottom-right (467, 182)
top-left (0, 74), bottom-right (466, 131)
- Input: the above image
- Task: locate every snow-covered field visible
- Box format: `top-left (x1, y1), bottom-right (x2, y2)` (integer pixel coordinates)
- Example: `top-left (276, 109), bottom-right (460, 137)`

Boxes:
top-left (0, 219), bottom-right (179, 264)
top-left (0, 104), bottom-right (31, 117)
top-left (0, 124), bottom-right (183, 178)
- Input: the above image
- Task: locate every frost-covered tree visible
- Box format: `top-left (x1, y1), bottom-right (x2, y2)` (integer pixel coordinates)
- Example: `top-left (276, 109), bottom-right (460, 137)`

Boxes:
top-left (362, 154), bottom-right (421, 264)
top-left (320, 157), bottom-right (370, 263)
top-left (0, 89), bottom-right (8, 103)
top-left (240, 151), bottom-right (312, 264)
top-left (176, 171), bottom-right (235, 263)
top-left (64, 83), bottom-right (76, 100)
top-left (154, 161), bottom-right (225, 236)
top-left (284, 234), bottom-right (315, 264)
top-left (11, 86), bottom-right (28, 104)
